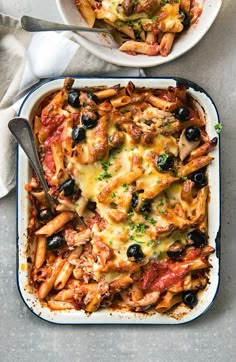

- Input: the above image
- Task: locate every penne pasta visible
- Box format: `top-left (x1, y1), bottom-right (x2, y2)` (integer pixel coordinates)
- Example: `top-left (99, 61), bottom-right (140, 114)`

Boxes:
top-left (189, 137), bottom-right (218, 161)
top-left (94, 88), bottom-right (118, 99)
top-left (37, 257), bottom-right (65, 299)
top-left (119, 41), bottom-right (159, 56)
top-left (26, 78), bottom-right (217, 316)
top-left (110, 95), bottom-right (131, 108)
top-left (147, 94), bottom-right (180, 112)
top-left (35, 212), bottom-right (74, 237)
top-left (34, 236), bottom-right (47, 269)
top-left (159, 33), bottom-right (176, 57)
top-left (54, 289), bottom-right (74, 301)
top-left (74, 0), bottom-right (96, 28)
top-left (51, 141), bottom-right (68, 184)
top-left (155, 292), bottom-right (183, 313)
top-left (177, 156), bottom-right (214, 177)
top-left (54, 247), bottom-right (82, 290)
top-left (47, 300), bottom-right (74, 310)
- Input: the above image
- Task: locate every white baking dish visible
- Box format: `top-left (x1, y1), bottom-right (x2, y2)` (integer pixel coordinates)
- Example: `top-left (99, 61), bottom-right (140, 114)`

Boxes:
top-left (17, 77), bottom-right (220, 324)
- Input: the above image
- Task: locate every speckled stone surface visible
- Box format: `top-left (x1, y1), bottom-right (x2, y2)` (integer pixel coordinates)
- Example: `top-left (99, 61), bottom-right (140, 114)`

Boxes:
top-left (0, 1), bottom-right (236, 361)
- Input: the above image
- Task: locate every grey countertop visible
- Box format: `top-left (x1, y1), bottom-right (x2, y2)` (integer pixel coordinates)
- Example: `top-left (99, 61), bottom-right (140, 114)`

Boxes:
top-left (0, 1), bottom-right (236, 361)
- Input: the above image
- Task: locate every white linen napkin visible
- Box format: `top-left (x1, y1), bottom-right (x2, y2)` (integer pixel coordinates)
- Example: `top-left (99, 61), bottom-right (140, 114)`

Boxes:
top-left (0, 14), bottom-right (143, 198)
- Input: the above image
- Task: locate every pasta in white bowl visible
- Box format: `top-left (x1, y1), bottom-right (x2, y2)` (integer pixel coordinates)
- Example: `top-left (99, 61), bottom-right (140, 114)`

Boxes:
top-left (56, 0), bottom-right (222, 67)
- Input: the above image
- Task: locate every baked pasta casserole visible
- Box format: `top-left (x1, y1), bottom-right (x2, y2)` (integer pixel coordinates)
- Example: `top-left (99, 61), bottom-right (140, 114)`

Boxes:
top-left (26, 78), bottom-right (217, 315)
top-left (73, 0), bottom-right (203, 56)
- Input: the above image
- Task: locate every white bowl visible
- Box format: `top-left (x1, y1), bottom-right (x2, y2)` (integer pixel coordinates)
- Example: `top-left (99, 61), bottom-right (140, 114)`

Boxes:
top-left (17, 77), bottom-right (220, 324)
top-left (56, 0), bottom-right (222, 68)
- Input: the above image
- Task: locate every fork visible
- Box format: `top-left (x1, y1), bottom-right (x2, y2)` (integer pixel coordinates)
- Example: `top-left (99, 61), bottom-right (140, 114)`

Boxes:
top-left (20, 15), bottom-right (121, 47)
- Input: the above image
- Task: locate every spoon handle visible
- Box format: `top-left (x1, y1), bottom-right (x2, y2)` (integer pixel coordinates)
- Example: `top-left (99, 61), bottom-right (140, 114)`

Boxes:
top-left (21, 15), bottom-right (110, 33)
top-left (8, 117), bottom-right (56, 210)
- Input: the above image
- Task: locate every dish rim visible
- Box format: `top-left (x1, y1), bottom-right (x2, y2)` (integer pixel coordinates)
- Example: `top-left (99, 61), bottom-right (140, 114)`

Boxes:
top-left (55, 0), bottom-right (222, 68)
top-left (16, 76), bottom-right (221, 324)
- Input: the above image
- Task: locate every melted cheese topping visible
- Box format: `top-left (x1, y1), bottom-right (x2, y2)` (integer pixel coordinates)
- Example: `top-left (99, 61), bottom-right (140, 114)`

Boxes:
top-left (32, 79), bottom-right (215, 315)
top-left (96, 0), bottom-right (183, 32)
top-left (68, 126), bottom-right (182, 278)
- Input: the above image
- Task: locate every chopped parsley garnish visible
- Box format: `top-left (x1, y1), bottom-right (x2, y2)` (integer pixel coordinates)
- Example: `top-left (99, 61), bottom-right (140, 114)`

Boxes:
top-left (127, 210), bottom-right (134, 220)
top-left (97, 172), bottom-right (112, 181)
top-left (97, 160), bottom-right (112, 180)
top-left (157, 199), bottom-right (164, 207)
top-left (148, 218), bottom-right (156, 225)
top-left (214, 123), bottom-right (223, 134)
top-left (181, 176), bottom-right (188, 180)
top-left (147, 239), bottom-right (156, 247)
top-left (73, 203), bottom-right (79, 212)
top-left (122, 183), bottom-right (129, 191)
top-left (129, 234), bottom-right (145, 244)
top-left (129, 223), bottom-right (149, 234)
top-left (159, 153), bottom-right (169, 163)
top-left (157, 208), bottom-right (167, 215)
top-left (156, 199), bottom-right (167, 214)
top-left (100, 160), bottom-right (112, 170)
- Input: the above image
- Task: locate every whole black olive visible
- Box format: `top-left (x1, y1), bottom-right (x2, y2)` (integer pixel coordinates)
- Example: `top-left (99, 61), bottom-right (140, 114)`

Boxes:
top-left (192, 172), bottom-right (208, 188)
top-left (72, 126), bottom-right (86, 143)
top-left (46, 234), bottom-right (66, 250)
top-left (187, 229), bottom-right (207, 247)
top-left (167, 241), bottom-right (185, 259)
top-left (127, 244), bottom-right (144, 262)
top-left (157, 154), bottom-right (174, 171)
top-left (68, 90), bottom-right (80, 108)
top-left (182, 292), bottom-right (198, 308)
top-left (180, 10), bottom-right (191, 28)
top-left (174, 107), bottom-right (190, 121)
top-left (140, 199), bottom-right (152, 213)
top-left (88, 93), bottom-right (99, 104)
top-left (59, 179), bottom-right (75, 196)
top-left (185, 126), bottom-right (201, 142)
top-left (81, 115), bottom-right (98, 129)
top-left (38, 208), bottom-right (53, 222)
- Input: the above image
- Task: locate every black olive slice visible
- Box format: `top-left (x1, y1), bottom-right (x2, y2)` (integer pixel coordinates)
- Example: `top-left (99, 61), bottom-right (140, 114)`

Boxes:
top-left (72, 127), bottom-right (86, 143)
top-left (187, 229), bottom-right (207, 248)
top-left (182, 292), bottom-right (198, 308)
top-left (180, 10), bottom-right (191, 28)
top-left (59, 179), bottom-right (75, 196)
top-left (127, 244), bottom-right (144, 262)
top-left (81, 115), bottom-right (98, 129)
top-left (68, 90), bottom-right (80, 108)
top-left (157, 154), bottom-right (174, 171)
top-left (88, 93), bottom-right (99, 104)
top-left (38, 208), bottom-right (53, 222)
top-left (174, 107), bottom-right (190, 121)
top-left (191, 172), bottom-right (208, 188)
top-left (185, 126), bottom-right (201, 142)
top-left (167, 241), bottom-right (185, 259)
top-left (47, 234), bottom-right (66, 250)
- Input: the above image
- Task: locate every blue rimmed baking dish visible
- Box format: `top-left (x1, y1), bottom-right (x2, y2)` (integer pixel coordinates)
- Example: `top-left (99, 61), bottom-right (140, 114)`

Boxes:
top-left (16, 77), bottom-right (220, 324)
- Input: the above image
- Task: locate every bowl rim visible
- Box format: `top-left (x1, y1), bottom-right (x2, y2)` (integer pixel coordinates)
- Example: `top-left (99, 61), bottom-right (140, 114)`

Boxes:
top-left (16, 76), bottom-right (221, 324)
top-left (55, 0), bottom-right (222, 68)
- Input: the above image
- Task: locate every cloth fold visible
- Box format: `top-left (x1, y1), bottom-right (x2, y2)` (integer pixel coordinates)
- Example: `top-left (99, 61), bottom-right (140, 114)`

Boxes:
top-left (0, 13), bottom-right (143, 198)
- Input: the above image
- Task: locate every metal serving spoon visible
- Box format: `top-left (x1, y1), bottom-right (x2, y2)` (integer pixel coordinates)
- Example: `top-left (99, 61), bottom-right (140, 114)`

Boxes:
top-left (8, 117), bottom-right (57, 211)
top-left (20, 15), bottom-right (120, 46)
